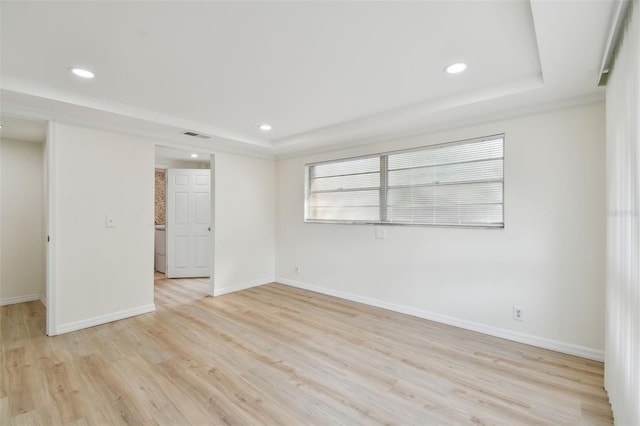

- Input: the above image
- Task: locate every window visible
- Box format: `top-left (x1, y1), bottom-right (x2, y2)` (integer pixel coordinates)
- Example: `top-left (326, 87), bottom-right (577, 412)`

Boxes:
top-left (305, 134), bottom-right (504, 228)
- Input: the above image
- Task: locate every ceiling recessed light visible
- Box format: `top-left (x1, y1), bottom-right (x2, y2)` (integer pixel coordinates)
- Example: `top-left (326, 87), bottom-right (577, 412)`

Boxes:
top-left (190, 153), bottom-right (199, 158)
top-left (445, 62), bottom-right (467, 74)
top-left (70, 67), bottom-right (95, 79)
top-left (259, 124), bottom-right (272, 131)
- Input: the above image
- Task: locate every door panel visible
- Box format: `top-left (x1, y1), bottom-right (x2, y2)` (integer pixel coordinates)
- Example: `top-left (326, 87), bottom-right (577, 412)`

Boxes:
top-left (195, 236), bottom-right (209, 267)
top-left (175, 236), bottom-right (188, 268)
top-left (175, 192), bottom-right (189, 224)
top-left (195, 192), bottom-right (209, 223)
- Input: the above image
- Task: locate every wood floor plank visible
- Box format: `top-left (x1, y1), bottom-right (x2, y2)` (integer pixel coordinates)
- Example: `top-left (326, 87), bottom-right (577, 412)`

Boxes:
top-left (39, 356), bottom-right (85, 424)
top-left (110, 355), bottom-right (190, 425)
top-left (4, 347), bottom-right (34, 417)
top-left (0, 396), bottom-right (9, 425)
top-left (0, 277), bottom-right (613, 425)
top-left (74, 352), bottom-right (148, 425)
top-left (154, 358), bottom-right (259, 426)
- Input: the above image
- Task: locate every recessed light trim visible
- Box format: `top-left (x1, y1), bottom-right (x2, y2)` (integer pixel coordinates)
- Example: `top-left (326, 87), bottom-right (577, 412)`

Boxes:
top-left (70, 67), bottom-right (95, 79)
top-left (445, 62), bottom-right (467, 74)
top-left (259, 124), bottom-right (272, 131)
top-left (190, 153), bottom-right (199, 158)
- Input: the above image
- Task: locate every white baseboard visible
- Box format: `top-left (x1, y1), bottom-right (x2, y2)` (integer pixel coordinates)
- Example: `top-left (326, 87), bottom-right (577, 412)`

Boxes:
top-left (212, 277), bottom-right (274, 297)
top-left (55, 303), bottom-right (156, 335)
top-left (276, 277), bottom-right (604, 362)
top-left (40, 293), bottom-right (47, 308)
top-left (0, 294), bottom-right (40, 306)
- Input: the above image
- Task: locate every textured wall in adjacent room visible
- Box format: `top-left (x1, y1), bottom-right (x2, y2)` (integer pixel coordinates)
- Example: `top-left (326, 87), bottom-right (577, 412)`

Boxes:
top-left (155, 169), bottom-right (166, 225)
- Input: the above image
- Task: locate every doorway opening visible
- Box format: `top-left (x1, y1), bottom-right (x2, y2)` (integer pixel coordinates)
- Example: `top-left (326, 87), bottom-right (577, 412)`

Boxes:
top-left (154, 146), bottom-right (214, 299)
top-left (0, 115), bottom-right (48, 334)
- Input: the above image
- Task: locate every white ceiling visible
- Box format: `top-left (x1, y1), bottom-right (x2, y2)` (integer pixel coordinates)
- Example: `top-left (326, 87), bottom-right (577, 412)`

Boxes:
top-left (0, 1), bottom-right (615, 158)
top-left (0, 114), bottom-right (200, 162)
top-left (155, 146), bottom-right (211, 165)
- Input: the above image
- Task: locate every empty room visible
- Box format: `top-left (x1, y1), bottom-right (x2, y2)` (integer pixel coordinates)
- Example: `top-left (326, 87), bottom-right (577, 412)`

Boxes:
top-left (0, 0), bottom-right (638, 425)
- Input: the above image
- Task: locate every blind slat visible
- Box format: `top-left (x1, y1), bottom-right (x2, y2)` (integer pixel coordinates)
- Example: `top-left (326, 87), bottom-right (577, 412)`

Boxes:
top-left (309, 190), bottom-right (380, 208)
top-left (388, 159), bottom-right (503, 187)
top-left (307, 206), bottom-right (379, 221)
top-left (388, 138), bottom-right (503, 169)
top-left (312, 156), bottom-right (380, 178)
top-left (310, 172), bottom-right (380, 192)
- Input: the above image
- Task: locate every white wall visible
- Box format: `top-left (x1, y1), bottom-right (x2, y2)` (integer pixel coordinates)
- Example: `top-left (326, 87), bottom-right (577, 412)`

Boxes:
top-left (46, 122), bottom-right (275, 332)
top-left (155, 158), bottom-right (210, 169)
top-left (213, 152), bottom-right (276, 295)
top-left (0, 139), bottom-right (45, 305)
top-left (604, 2), bottom-right (640, 424)
top-left (276, 102), bottom-right (606, 358)
top-left (51, 123), bottom-right (155, 333)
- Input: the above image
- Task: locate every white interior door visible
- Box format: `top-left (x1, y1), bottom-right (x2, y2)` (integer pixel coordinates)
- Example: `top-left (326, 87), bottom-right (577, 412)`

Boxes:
top-left (167, 169), bottom-right (211, 278)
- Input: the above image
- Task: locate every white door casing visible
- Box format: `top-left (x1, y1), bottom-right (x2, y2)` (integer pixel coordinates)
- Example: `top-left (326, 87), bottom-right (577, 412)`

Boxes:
top-left (166, 169), bottom-right (211, 278)
top-left (46, 121), bottom-right (58, 335)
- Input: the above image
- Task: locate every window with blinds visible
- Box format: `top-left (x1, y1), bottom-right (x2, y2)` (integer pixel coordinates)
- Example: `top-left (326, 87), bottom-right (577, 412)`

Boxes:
top-left (305, 134), bottom-right (504, 228)
top-left (306, 155), bottom-right (381, 222)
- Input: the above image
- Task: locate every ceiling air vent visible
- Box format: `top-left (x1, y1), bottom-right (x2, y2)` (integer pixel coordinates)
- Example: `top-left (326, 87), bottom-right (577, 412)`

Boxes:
top-left (182, 131), bottom-right (211, 139)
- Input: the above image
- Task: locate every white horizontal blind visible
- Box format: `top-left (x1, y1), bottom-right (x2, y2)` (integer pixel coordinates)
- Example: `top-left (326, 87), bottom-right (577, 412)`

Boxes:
top-left (305, 135), bottom-right (504, 227)
top-left (386, 136), bottom-right (504, 226)
top-left (306, 156), bottom-right (381, 222)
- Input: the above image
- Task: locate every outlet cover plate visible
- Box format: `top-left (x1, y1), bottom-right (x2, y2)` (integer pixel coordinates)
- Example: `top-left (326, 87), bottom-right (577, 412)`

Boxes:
top-left (513, 305), bottom-right (524, 321)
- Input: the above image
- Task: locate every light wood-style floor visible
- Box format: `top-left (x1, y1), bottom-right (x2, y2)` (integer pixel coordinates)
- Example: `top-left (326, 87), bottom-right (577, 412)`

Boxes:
top-left (1, 276), bottom-right (613, 425)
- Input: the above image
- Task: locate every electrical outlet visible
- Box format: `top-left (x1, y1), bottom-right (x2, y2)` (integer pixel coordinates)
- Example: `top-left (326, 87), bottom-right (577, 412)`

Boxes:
top-left (513, 305), bottom-right (524, 321)
top-left (295, 266), bottom-right (301, 274)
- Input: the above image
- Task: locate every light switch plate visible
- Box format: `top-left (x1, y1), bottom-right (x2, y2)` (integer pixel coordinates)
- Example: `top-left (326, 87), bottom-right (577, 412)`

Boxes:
top-left (375, 228), bottom-right (386, 239)
top-left (105, 216), bottom-right (115, 228)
